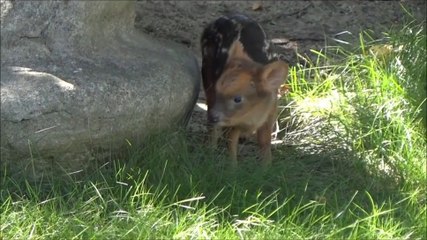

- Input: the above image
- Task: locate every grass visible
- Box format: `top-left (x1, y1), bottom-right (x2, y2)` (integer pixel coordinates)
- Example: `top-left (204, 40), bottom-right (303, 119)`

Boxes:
top-left (1, 19), bottom-right (426, 240)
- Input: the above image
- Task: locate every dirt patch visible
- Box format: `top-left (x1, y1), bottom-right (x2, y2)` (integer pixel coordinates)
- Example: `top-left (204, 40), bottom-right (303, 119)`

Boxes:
top-left (135, 1), bottom-right (425, 64)
top-left (134, 1), bottom-right (426, 160)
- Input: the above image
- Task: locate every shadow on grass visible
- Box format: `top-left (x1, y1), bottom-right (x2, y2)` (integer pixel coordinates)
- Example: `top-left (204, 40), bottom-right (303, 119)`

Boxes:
top-left (114, 130), bottom-right (401, 209)
top-left (0, 126), bottom-right (413, 232)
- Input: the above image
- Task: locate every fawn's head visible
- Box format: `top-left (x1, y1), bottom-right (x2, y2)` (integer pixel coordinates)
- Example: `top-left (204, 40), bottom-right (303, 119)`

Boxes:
top-left (209, 41), bottom-right (288, 130)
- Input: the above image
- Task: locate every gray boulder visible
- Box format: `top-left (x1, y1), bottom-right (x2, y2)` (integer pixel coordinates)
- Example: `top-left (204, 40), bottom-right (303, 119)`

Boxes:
top-left (1, 0), bottom-right (200, 179)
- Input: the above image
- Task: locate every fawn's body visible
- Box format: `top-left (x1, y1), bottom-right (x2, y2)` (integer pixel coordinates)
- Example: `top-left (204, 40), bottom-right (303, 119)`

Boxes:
top-left (201, 14), bottom-right (288, 166)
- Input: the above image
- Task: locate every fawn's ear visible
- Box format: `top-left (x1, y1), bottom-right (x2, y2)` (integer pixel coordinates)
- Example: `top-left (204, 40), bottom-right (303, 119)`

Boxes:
top-left (225, 41), bottom-right (253, 70)
top-left (260, 61), bottom-right (289, 92)
top-left (227, 41), bottom-right (252, 62)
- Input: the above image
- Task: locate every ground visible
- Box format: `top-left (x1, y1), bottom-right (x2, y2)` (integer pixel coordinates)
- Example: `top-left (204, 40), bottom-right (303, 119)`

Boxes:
top-left (135, 1), bottom-right (425, 64)
top-left (134, 0), bottom-right (426, 159)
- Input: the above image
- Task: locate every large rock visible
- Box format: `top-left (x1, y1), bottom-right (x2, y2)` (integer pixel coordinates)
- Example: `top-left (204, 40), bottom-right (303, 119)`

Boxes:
top-left (0, 0), bottom-right (200, 179)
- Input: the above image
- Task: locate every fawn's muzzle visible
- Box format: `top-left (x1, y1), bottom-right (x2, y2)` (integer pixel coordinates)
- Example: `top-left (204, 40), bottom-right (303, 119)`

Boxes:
top-left (208, 111), bottom-right (220, 124)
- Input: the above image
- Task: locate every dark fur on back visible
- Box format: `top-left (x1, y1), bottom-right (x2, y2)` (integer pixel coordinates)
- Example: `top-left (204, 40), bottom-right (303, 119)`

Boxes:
top-left (201, 14), bottom-right (272, 81)
top-left (201, 14), bottom-right (274, 123)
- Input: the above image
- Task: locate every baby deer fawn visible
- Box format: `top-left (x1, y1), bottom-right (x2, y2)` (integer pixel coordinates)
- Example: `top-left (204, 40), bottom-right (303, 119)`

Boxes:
top-left (201, 14), bottom-right (289, 166)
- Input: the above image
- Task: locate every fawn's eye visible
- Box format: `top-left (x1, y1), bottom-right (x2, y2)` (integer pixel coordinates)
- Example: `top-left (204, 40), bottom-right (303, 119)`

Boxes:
top-left (233, 96), bottom-right (242, 103)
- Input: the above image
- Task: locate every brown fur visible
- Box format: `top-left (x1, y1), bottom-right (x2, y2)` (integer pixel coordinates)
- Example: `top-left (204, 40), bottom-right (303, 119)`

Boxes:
top-left (207, 41), bottom-right (288, 166)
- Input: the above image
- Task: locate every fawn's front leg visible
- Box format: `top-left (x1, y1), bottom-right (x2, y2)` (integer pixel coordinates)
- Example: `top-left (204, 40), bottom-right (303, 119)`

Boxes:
top-left (228, 128), bottom-right (241, 167)
top-left (256, 122), bottom-right (273, 166)
top-left (208, 124), bottom-right (220, 149)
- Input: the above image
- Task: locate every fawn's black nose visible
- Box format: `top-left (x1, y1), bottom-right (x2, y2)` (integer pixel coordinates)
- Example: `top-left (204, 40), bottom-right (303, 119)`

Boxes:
top-left (208, 112), bottom-right (220, 124)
